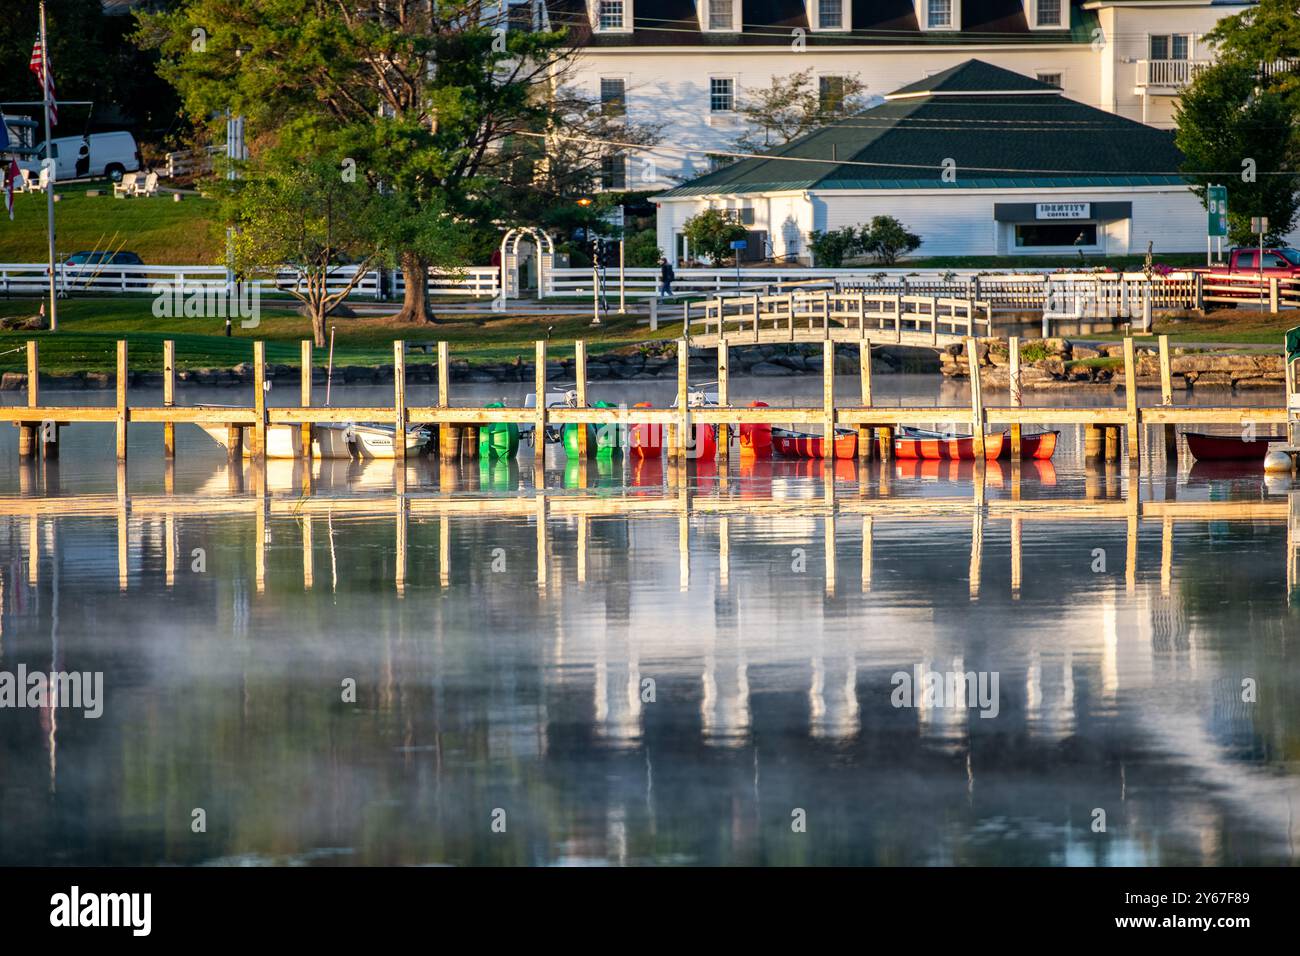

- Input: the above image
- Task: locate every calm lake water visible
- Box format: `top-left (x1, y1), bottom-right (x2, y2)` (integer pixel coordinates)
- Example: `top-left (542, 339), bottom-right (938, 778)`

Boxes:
top-left (0, 377), bottom-right (1297, 866)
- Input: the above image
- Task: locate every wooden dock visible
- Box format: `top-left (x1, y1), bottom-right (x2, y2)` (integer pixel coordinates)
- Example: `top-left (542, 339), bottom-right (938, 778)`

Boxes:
top-left (5, 333), bottom-right (1289, 470)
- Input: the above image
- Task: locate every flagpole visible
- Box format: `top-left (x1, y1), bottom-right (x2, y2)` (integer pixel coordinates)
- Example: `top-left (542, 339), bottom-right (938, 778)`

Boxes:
top-left (39, 0), bottom-right (57, 332)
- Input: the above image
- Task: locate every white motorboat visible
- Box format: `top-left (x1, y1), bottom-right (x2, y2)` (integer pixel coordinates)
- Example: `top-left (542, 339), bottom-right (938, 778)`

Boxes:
top-left (196, 421), bottom-right (428, 460)
top-left (196, 421), bottom-right (351, 459)
top-left (350, 423), bottom-right (432, 459)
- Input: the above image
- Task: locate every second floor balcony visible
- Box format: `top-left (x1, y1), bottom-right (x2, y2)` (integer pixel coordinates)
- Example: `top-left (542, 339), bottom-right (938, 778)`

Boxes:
top-left (1137, 57), bottom-right (1298, 93)
top-left (1135, 59), bottom-right (1209, 92)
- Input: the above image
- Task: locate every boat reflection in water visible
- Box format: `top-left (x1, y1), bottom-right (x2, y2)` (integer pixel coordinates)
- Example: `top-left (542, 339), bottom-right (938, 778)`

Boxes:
top-left (1, 432), bottom-right (1298, 867)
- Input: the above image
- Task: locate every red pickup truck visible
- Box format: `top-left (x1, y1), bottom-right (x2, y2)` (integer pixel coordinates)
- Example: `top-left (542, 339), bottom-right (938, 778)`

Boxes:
top-left (1201, 247), bottom-right (1300, 278)
top-left (1197, 247), bottom-right (1300, 306)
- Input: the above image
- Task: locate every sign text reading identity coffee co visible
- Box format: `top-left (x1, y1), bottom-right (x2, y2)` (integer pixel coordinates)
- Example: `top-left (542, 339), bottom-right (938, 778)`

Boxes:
top-left (1035, 203), bottom-right (1091, 220)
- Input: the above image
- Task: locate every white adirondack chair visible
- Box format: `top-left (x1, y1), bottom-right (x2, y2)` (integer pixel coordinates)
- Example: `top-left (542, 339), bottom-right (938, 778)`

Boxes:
top-left (113, 172), bottom-right (138, 198)
top-left (35, 167), bottom-right (51, 192)
top-left (133, 171), bottom-right (159, 197)
top-left (10, 169), bottom-right (32, 193)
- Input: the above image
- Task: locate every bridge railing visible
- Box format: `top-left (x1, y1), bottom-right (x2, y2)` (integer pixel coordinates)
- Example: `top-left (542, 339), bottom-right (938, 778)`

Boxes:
top-left (693, 288), bottom-right (993, 344)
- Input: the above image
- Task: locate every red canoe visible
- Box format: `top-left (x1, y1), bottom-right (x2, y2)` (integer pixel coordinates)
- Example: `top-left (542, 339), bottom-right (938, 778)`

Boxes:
top-left (999, 429), bottom-right (1059, 461)
top-left (1185, 431), bottom-right (1281, 461)
top-left (895, 430), bottom-right (1005, 461)
top-left (772, 428), bottom-right (858, 460)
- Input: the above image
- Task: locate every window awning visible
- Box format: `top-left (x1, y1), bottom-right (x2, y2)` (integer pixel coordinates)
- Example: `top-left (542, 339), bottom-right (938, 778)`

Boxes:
top-left (994, 201), bottom-right (1132, 222)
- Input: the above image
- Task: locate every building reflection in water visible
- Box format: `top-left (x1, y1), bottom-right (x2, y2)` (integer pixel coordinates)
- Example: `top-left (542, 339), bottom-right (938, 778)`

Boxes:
top-left (1, 450), bottom-right (1297, 866)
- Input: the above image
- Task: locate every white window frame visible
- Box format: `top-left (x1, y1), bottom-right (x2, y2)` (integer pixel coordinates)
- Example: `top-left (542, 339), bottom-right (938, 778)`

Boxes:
top-left (701, 0), bottom-right (741, 32)
top-left (817, 73), bottom-right (850, 113)
top-left (599, 75), bottom-right (628, 118)
top-left (1027, 0), bottom-right (1068, 31)
top-left (1149, 34), bottom-right (1194, 61)
top-left (915, 0), bottom-right (960, 31)
top-left (1034, 70), bottom-right (1064, 89)
top-left (599, 153), bottom-right (627, 192)
top-left (591, 0), bottom-right (632, 35)
top-left (709, 75), bottom-right (736, 113)
top-left (809, 0), bottom-right (847, 31)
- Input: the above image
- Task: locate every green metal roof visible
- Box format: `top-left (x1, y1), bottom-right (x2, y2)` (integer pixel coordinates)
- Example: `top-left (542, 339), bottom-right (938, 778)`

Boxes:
top-left (657, 61), bottom-right (1190, 199)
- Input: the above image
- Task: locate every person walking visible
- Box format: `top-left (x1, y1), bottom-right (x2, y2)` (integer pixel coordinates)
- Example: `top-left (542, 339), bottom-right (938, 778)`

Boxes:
top-left (658, 257), bottom-right (675, 299)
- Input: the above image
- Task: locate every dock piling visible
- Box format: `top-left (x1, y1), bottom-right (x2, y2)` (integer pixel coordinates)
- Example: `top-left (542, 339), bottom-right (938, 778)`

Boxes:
top-left (393, 340), bottom-right (407, 465)
top-left (252, 341), bottom-right (267, 460)
top-left (437, 341), bottom-right (452, 459)
top-left (575, 339), bottom-right (589, 458)
top-left (672, 341), bottom-right (688, 460)
top-left (823, 339), bottom-right (835, 454)
top-left (1123, 337), bottom-right (1140, 461)
top-left (116, 340), bottom-right (129, 461)
top-left (26, 340), bottom-right (39, 409)
top-left (966, 338), bottom-right (986, 459)
top-left (1158, 334), bottom-right (1176, 460)
top-left (300, 340), bottom-right (313, 458)
top-left (534, 340), bottom-right (547, 482)
top-left (717, 337), bottom-right (729, 462)
top-left (858, 340), bottom-right (873, 461)
top-left (1009, 336), bottom-right (1022, 459)
top-left (163, 340), bottom-right (176, 458)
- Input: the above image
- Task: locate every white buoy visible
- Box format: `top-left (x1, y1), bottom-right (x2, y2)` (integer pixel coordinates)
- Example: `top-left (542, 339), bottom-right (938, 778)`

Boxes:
top-left (1263, 449), bottom-right (1293, 473)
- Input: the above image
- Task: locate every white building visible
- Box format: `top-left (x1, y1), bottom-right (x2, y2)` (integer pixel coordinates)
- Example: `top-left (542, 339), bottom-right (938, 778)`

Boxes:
top-left (650, 59), bottom-right (1300, 262)
top-left (539, 0), bottom-right (1259, 191)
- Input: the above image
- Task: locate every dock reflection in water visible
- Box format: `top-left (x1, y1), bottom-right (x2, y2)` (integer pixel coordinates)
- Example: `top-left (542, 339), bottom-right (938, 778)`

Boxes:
top-left (0, 428), bottom-right (1298, 866)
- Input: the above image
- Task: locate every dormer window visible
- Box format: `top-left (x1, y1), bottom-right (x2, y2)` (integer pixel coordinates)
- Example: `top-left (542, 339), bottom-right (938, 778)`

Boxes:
top-left (703, 0), bottom-right (740, 32)
top-left (813, 0), bottom-right (846, 31)
top-left (1028, 0), bottom-right (1067, 29)
top-left (927, 0), bottom-right (953, 28)
top-left (594, 0), bottom-right (630, 33)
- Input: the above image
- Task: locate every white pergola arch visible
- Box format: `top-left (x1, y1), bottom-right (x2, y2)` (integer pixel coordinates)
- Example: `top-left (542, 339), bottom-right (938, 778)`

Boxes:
top-left (497, 226), bottom-right (556, 308)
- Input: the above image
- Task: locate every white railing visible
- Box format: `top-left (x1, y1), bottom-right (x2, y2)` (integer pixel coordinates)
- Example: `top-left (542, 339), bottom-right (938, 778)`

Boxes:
top-left (0, 263), bottom-right (501, 299)
top-left (163, 146), bottom-right (224, 179)
top-left (695, 288), bottom-right (995, 343)
top-left (0, 263), bottom-right (1239, 314)
top-left (547, 266), bottom-right (882, 299)
top-left (1259, 58), bottom-right (1300, 80)
top-left (1136, 59), bottom-right (1209, 88)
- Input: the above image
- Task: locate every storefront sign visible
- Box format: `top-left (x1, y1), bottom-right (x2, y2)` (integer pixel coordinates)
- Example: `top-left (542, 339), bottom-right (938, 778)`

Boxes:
top-left (1035, 202), bottom-right (1090, 220)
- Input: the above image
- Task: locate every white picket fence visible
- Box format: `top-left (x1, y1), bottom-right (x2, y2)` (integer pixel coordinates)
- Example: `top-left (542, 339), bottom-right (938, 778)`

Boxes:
top-left (3, 261), bottom-right (1287, 315)
top-left (0, 263), bottom-right (502, 299)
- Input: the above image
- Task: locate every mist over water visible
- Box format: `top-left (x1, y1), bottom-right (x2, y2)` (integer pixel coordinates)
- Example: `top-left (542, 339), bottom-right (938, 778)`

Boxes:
top-left (0, 380), bottom-right (1296, 865)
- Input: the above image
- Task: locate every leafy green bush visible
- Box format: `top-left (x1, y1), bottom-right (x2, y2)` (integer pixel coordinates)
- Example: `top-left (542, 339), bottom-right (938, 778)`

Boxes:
top-left (624, 228), bottom-right (663, 267)
top-left (861, 216), bottom-right (921, 265)
top-left (682, 209), bottom-right (748, 264)
top-left (809, 226), bottom-right (859, 267)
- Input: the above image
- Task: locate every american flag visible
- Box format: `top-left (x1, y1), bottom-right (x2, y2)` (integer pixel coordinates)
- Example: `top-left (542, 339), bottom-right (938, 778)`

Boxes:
top-left (29, 37), bottom-right (58, 126)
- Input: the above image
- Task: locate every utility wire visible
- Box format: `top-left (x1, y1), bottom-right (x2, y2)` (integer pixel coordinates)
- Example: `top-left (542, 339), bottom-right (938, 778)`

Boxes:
top-left (514, 128), bottom-right (1300, 177)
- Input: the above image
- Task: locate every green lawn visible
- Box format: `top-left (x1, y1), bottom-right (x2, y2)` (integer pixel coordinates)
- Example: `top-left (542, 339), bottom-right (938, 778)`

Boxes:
top-left (0, 184), bottom-right (222, 264)
top-left (1150, 309), bottom-right (1300, 345)
top-left (0, 298), bottom-right (668, 374)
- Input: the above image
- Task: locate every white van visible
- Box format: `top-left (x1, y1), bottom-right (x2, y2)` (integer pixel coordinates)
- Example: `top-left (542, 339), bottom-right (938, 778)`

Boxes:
top-left (19, 131), bottom-right (142, 183)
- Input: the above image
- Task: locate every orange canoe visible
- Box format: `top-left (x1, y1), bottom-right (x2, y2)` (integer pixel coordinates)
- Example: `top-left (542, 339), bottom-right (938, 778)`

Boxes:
top-left (895, 430), bottom-right (1005, 460)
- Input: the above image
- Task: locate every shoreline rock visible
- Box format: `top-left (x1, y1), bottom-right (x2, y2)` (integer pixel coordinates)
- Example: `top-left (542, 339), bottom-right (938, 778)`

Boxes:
top-left (940, 338), bottom-right (1284, 391)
